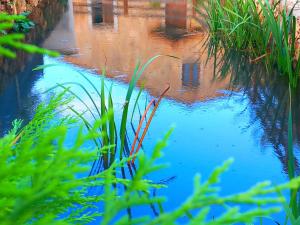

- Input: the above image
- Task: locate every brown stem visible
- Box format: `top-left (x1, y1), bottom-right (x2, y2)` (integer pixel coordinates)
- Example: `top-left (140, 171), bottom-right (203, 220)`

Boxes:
top-left (131, 85), bottom-right (170, 163)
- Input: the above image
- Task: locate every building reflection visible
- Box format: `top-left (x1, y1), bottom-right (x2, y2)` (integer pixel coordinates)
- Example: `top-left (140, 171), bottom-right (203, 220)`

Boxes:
top-left (164, 1), bottom-right (188, 39)
top-left (123, 0), bottom-right (128, 15)
top-left (149, 0), bottom-right (202, 40)
top-left (43, 0), bottom-right (229, 104)
top-left (102, 0), bottom-right (114, 23)
top-left (90, 0), bottom-right (114, 25)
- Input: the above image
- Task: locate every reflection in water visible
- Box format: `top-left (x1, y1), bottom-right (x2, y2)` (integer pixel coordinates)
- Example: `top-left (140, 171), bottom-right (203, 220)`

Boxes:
top-left (218, 50), bottom-right (300, 177)
top-left (0, 0), bottom-right (67, 135)
top-left (22, 56), bottom-right (289, 223)
top-left (43, 0), bottom-right (77, 55)
top-left (50, 0), bottom-right (229, 104)
top-left (0, 56), bottom-right (44, 136)
top-left (123, 0), bottom-right (128, 15)
top-left (91, 0), bottom-right (115, 25)
top-left (165, 1), bottom-right (187, 29)
top-left (214, 49), bottom-right (300, 220)
top-left (2, 0), bottom-right (300, 222)
top-left (164, 1), bottom-right (188, 40)
top-left (91, 0), bottom-right (103, 24)
top-left (102, 0), bottom-right (114, 23)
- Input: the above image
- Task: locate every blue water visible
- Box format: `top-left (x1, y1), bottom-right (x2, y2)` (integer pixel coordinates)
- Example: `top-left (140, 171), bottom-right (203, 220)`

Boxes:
top-left (1, 0), bottom-right (299, 223)
top-left (0, 55), bottom-right (291, 223)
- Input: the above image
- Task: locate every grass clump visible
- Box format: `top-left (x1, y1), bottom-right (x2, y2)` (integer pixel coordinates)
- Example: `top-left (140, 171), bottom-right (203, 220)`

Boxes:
top-left (200, 0), bottom-right (300, 87)
top-left (46, 55), bottom-right (172, 173)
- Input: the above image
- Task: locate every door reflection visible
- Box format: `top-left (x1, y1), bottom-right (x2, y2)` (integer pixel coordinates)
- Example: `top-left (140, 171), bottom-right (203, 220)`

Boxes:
top-left (103, 0), bottom-right (114, 23)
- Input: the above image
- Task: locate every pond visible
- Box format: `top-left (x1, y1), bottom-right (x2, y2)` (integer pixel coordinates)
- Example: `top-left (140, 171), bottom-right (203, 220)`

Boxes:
top-left (1, 0), bottom-right (300, 224)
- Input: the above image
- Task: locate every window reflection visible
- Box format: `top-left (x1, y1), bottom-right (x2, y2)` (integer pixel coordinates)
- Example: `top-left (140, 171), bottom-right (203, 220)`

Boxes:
top-left (91, 0), bottom-right (114, 25)
top-left (182, 63), bottom-right (200, 88)
top-left (91, 0), bottom-right (103, 24)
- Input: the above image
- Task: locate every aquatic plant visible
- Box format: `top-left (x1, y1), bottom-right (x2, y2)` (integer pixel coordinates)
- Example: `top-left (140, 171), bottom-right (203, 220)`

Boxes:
top-left (200, 0), bottom-right (300, 87)
top-left (283, 84), bottom-right (300, 224)
top-left (2, 95), bottom-right (300, 224)
top-left (46, 56), bottom-right (170, 173)
top-left (258, 0), bottom-right (300, 87)
top-left (0, 12), bottom-right (58, 58)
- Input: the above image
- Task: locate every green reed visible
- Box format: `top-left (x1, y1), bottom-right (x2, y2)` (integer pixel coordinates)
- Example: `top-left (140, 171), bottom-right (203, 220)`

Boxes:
top-left (200, 0), bottom-right (300, 88)
top-left (284, 85), bottom-right (300, 224)
top-left (47, 56), bottom-right (173, 172)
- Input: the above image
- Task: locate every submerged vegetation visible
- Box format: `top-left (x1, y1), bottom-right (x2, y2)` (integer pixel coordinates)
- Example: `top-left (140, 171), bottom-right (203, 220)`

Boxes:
top-left (201, 0), bottom-right (300, 87)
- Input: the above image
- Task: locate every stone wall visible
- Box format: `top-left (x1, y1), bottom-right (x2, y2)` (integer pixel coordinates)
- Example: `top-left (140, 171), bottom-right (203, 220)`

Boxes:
top-left (0, 0), bottom-right (41, 14)
top-left (0, 0), bottom-right (66, 91)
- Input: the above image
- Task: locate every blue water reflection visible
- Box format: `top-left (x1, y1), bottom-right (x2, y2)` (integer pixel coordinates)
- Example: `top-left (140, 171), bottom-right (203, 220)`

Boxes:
top-left (1, 0), bottom-right (298, 223)
top-left (0, 56), bottom-right (289, 223)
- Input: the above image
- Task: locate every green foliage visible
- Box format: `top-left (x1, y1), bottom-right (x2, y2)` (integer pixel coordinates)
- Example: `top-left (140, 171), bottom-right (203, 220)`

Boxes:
top-left (0, 93), bottom-right (96, 225)
top-left (200, 0), bottom-right (300, 87)
top-left (0, 12), bottom-right (59, 58)
top-left (12, 11), bottom-right (35, 33)
top-left (0, 92), bottom-right (164, 225)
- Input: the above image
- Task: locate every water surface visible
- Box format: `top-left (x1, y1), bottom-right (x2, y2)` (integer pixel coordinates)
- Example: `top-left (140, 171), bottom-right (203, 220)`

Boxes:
top-left (1, 0), bottom-right (300, 223)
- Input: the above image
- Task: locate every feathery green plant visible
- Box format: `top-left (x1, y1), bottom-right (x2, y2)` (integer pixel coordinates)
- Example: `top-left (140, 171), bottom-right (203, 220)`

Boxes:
top-left (0, 92), bottom-right (166, 225)
top-left (2, 96), bottom-right (300, 225)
